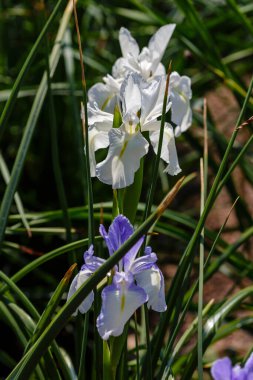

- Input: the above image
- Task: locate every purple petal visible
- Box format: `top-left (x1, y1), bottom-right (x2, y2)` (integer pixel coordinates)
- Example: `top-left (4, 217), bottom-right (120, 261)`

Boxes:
top-left (245, 353), bottom-right (253, 374)
top-left (232, 365), bottom-right (246, 380)
top-left (123, 235), bottom-right (145, 272)
top-left (100, 215), bottom-right (134, 255)
top-left (83, 244), bottom-right (106, 272)
top-left (96, 277), bottom-right (147, 340)
top-left (128, 246), bottom-right (157, 275)
top-left (211, 357), bottom-right (233, 380)
top-left (134, 265), bottom-right (167, 312)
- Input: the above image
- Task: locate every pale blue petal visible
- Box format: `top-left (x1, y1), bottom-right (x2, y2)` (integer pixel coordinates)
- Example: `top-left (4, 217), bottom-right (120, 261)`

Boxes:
top-left (134, 265), bottom-right (167, 312)
top-left (127, 245), bottom-right (157, 275)
top-left (96, 278), bottom-right (147, 340)
top-left (67, 270), bottom-right (94, 315)
top-left (211, 357), bottom-right (232, 380)
top-left (83, 245), bottom-right (106, 272)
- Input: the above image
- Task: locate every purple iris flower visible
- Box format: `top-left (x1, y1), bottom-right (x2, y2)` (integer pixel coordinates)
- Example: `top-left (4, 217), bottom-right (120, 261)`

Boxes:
top-left (211, 353), bottom-right (253, 380)
top-left (67, 215), bottom-right (167, 340)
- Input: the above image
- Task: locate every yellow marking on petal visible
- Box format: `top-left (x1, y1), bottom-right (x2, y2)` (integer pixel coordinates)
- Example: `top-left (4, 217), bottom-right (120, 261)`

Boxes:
top-left (119, 141), bottom-right (128, 159)
top-left (120, 294), bottom-right (126, 312)
top-left (101, 95), bottom-right (113, 111)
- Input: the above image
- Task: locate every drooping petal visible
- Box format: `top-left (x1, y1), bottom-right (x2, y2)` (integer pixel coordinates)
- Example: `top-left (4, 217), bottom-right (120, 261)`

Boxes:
top-left (88, 102), bottom-right (113, 130)
top-left (88, 82), bottom-right (117, 113)
top-left (211, 357), bottom-right (233, 380)
top-left (149, 122), bottom-right (181, 176)
top-left (127, 245), bottom-right (157, 276)
top-left (87, 126), bottom-right (110, 176)
top-left (96, 274), bottom-right (148, 340)
top-left (169, 71), bottom-right (192, 137)
top-left (67, 269), bottom-right (94, 315)
top-left (96, 127), bottom-right (149, 189)
top-left (148, 24), bottom-right (176, 73)
top-left (134, 264), bottom-right (167, 312)
top-left (119, 27), bottom-right (140, 59)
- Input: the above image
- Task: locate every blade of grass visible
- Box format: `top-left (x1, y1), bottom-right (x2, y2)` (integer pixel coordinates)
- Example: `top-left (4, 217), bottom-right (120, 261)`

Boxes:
top-left (0, 152), bottom-right (31, 237)
top-left (0, 0), bottom-right (77, 245)
top-left (0, 0), bottom-right (65, 140)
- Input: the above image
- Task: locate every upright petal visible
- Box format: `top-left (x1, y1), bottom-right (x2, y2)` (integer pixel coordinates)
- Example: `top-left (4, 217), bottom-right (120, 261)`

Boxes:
top-left (149, 123), bottom-right (181, 176)
top-left (211, 357), bottom-right (233, 380)
top-left (148, 24), bottom-right (176, 73)
top-left (120, 73), bottom-right (142, 116)
top-left (119, 27), bottom-right (140, 59)
top-left (123, 235), bottom-right (145, 273)
top-left (96, 127), bottom-right (149, 189)
top-left (128, 245), bottom-right (157, 275)
top-left (134, 264), bottom-right (167, 312)
top-left (100, 215), bottom-right (134, 255)
top-left (96, 274), bottom-right (148, 340)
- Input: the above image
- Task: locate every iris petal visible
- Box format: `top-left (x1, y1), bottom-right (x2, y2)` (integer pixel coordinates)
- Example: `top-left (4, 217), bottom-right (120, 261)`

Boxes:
top-left (96, 279), bottom-right (148, 340)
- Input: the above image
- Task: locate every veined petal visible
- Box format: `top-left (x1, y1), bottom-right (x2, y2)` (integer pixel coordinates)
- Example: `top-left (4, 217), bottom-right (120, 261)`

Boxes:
top-left (67, 270), bottom-right (94, 315)
top-left (119, 27), bottom-right (140, 59)
top-left (123, 235), bottom-right (145, 273)
top-left (134, 265), bottom-right (167, 312)
top-left (211, 358), bottom-right (233, 380)
top-left (169, 72), bottom-right (192, 137)
top-left (120, 73), bottom-right (142, 116)
top-left (88, 82), bottom-right (117, 113)
top-left (149, 123), bottom-right (181, 176)
top-left (140, 79), bottom-right (171, 128)
top-left (96, 278), bottom-right (147, 340)
top-left (88, 102), bottom-right (113, 130)
top-left (99, 215), bottom-right (134, 255)
top-left (96, 127), bottom-right (149, 189)
top-left (148, 24), bottom-right (176, 73)
top-left (128, 245), bottom-right (157, 275)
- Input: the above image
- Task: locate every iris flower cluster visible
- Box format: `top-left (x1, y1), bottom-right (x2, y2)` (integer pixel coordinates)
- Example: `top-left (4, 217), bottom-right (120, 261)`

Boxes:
top-left (87, 25), bottom-right (192, 189)
top-left (211, 354), bottom-right (253, 380)
top-left (67, 215), bottom-right (166, 340)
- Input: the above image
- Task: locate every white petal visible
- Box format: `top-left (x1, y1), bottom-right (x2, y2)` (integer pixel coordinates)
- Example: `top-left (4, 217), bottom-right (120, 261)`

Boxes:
top-left (120, 74), bottom-right (142, 116)
top-left (148, 24), bottom-right (176, 72)
top-left (119, 27), bottom-right (140, 59)
top-left (149, 123), bottom-right (181, 175)
top-left (88, 102), bottom-right (113, 130)
top-left (140, 77), bottom-right (171, 125)
top-left (87, 126), bottom-right (110, 176)
top-left (169, 72), bottom-right (192, 136)
top-left (88, 82), bottom-right (117, 114)
top-left (135, 266), bottom-right (167, 312)
top-left (96, 281), bottom-right (147, 340)
top-left (96, 127), bottom-right (149, 189)
top-left (67, 271), bottom-right (94, 315)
